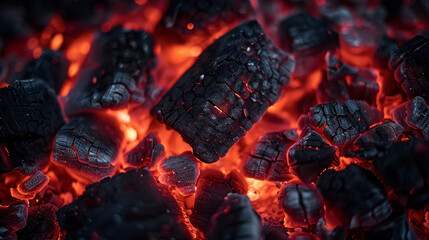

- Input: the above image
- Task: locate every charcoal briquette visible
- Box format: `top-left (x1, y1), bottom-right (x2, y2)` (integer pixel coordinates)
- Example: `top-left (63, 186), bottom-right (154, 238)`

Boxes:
top-left (124, 132), bottom-right (164, 168)
top-left (17, 170), bottom-right (49, 194)
top-left (392, 96), bottom-right (429, 139)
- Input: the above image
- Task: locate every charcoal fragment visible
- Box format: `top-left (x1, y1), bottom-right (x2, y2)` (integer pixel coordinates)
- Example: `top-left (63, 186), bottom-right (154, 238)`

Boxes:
top-left (373, 36), bottom-right (398, 69)
top-left (65, 26), bottom-right (157, 116)
top-left (316, 164), bottom-right (392, 228)
top-left (190, 170), bottom-right (247, 232)
top-left (124, 133), bottom-right (164, 168)
top-left (0, 200), bottom-right (28, 232)
top-left (0, 79), bottom-right (65, 175)
top-left (57, 169), bottom-right (192, 239)
top-left (316, 218), bottom-right (345, 240)
top-left (207, 193), bottom-right (262, 240)
top-left (388, 35), bottom-right (429, 101)
top-left (359, 213), bottom-right (418, 240)
top-left (53, 114), bottom-right (123, 182)
top-left (326, 53), bottom-right (358, 81)
top-left (346, 121), bottom-right (404, 160)
top-left (17, 171), bottom-right (49, 195)
top-left (152, 20), bottom-right (294, 163)
top-left (278, 182), bottom-right (324, 228)
top-left (288, 130), bottom-right (338, 184)
top-left (392, 96), bottom-right (429, 139)
top-left (158, 151), bottom-right (200, 196)
top-left (16, 203), bottom-right (59, 240)
top-left (244, 129), bottom-right (298, 181)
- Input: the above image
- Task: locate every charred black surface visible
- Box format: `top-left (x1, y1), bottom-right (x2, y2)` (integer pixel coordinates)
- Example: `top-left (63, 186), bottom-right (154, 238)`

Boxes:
top-left (316, 164), bottom-right (392, 228)
top-left (389, 35), bottom-right (429, 101)
top-left (152, 20), bottom-right (294, 163)
top-left (316, 219), bottom-right (345, 240)
top-left (158, 151), bottom-right (200, 196)
top-left (278, 182), bottom-right (324, 228)
top-left (392, 96), bottom-right (429, 139)
top-left (57, 169), bottom-right (192, 240)
top-left (288, 130), bottom-right (337, 184)
top-left (346, 121), bottom-right (404, 160)
top-left (373, 36), bottom-right (398, 69)
top-left (326, 53), bottom-right (358, 81)
top-left (310, 100), bottom-right (383, 146)
top-left (20, 49), bottom-right (68, 93)
top-left (0, 79), bottom-right (65, 175)
top-left (16, 203), bottom-right (59, 240)
top-left (65, 26), bottom-right (157, 116)
top-left (124, 133), bottom-right (164, 168)
top-left (244, 129), bottom-right (298, 181)
top-left (207, 193), bottom-right (262, 240)
top-left (53, 114), bottom-right (123, 182)
top-left (190, 170), bottom-right (247, 232)
top-left (0, 200), bottom-right (28, 233)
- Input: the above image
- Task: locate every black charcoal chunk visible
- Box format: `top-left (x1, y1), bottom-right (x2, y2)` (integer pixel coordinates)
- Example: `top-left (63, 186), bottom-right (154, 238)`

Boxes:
top-left (288, 130), bottom-right (337, 184)
top-left (0, 200), bottom-right (28, 232)
top-left (158, 151), bottom-right (200, 196)
top-left (244, 129), bottom-right (298, 181)
top-left (374, 36), bottom-right (398, 69)
top-left (278, 182), bottom-right (324, 228)
top-left (207, 193), bottom-right (262, 240)
top-left (190, 170), bottom-right (247, 232)
top-left (17, 170), bottom-right (49, 194)
top-left (16, 203), bottom-right (60, 240)
top-left (316, 164), bottom-right (392, 228)
top-left (152, 20), bottom-right (294, 163)
top-left (57, 169), bottom-right (192, 239)
top-left (20, 49), bottom-right (69, 93)
top-left (124, 133), bottom-right (164, 168)
top-left (0, 79), bottom-right (65, 175)
top-left (53, 114), bottom-right (123, 182)
top-left (65, 26), bottom-right (157, 116)
top-left (359, 213), bottom-right (418, 240)
top-left (326, 53), bottom-right (358, 81)
top-left (316, 219), bottom-right (345, 240)
top-left (392, 96), bottom-right (429, 139)
top-left (310, 100), bottom-right (383, 146)
top-left (346, 121), bottom-right (404, 160)
top-left (388, 35), bottom-right (429, 101)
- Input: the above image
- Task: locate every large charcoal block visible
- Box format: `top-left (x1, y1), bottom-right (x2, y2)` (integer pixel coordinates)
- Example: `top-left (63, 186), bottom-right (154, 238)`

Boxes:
top-left (389, 35), bottom-right (429, 101)
top-left (243, 129), bottom-right (298, 181)
top-left (152, 20), bottom-right (294, 163)
top-left (53, 114), bottom-right (123, 182)
top-left (207, 194), bottom-right (262, 240)
top-left (0, 79), bottom-right (65, 175)
top-left (57, 169), bottom-right (192, 239)
top-left (65, 26), bottom-right (157, 116)
top-left (392, 96), bottom-right (429, 139)
top-left (316, 164), bottom-right (392, 229)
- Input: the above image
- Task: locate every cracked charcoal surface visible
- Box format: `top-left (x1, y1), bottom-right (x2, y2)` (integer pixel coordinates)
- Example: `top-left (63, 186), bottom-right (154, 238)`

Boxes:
top-left (17, 170), bottom-right (49, 194)
top-left (158, 151), bottom-right (200, 196)
top-left (316, 164), bottom-right (392, 229)
top-left (16, 203), bottom-right (59, 240)
top-left (0, 78), bottom-right (65, 175)
top-left (124, 133), bottom-right (164, 168)
top-left (392, 96), bottom-right (429, 139)
top-left (53, 114), bottom-right (123, 182)
top-left (65, 26), bottom-right (157, 116)
top-left (152, 20), bottom-right (295, 163)
top-left (207, 193), bottom-right (262, 240)
top-left (57, 169), bottom-right (192, 240)
top-left (388, 35), bottom-right (429, 101)
top-left (288, 130), bottom-right (337, 184)
top-left (243, 129), bottom-right (298, 181)
top-left (20, 49), bottom-right (68, 94)
top-left (346, 121), bottom-right (404, 160)
top-left (374, 139), bottom-right (429, 209)
top-left (310, 100), bottom-right (383, 146)
top-left (278, 182), bottom-right (324, 228)
top-left (190, 170), bottom-right (247, 232)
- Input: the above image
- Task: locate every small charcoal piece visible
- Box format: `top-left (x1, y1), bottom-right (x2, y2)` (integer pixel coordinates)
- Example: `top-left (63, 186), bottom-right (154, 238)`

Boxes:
top-left (316, 164), bottom-right (392, 228)
top-left (392, 96), bottom-right (429, 139)
top-left (388, 35), bottom-right (429, 101)
top-left (0, 79), bottom-right (65, 175)
top-left (20, 49), bottom-right (68, 93)
top-left (278, 182), bottom-right (324, 228)
top-left (159, 0), bottom-right (253, 36)
top-left (65, 26), bottom-right (157, 116)
top-left (349, 69), bottom-right (380, 106)
top-left (316, 219), bottom-right (345, 240)
top-left (158, 151), bottom-right (200, 196)
top-left (243, 129), bottom-right (298, 181)
top-left (374, 139), bottom-right (429, 209)
top-left (373, 36), bottom-right (398, 69)
top-left (346, 121), bottom-right (404, 160)
top-left (53, 114), bottom-right (123, 182)
top-left (57, 169), bottom-right (192, 239)
top-left (326, 53), bottom-right (358, 81)
top-left (190, 170), bottom-right (247, 232)
top-left (11, 171), bottom-right (50, 200)
top-left (16, 203), bottom-right (60, 240)
top-left (278, 13), bottom-right (338, 77)
top-left (0, 200), bottom-right (28, 232)
top-left (124, 133), bottom-right (164, 168)
top-left (207, 193), bottom-right (262, 240)
top-left (310, 100), bottom-right (383, 146)
top-left (288, 130), bottom-right (337, 184)
top-left (317, 74), bottom-right (350, 103)
top-left (358, 213), bottom-right (418, 240)
top-left (152, 20), bottom-right (295, 163)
